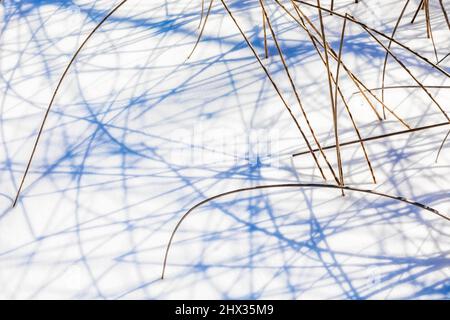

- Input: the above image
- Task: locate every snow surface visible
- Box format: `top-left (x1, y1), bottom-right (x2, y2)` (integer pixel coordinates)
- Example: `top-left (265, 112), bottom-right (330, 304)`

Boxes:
top-left (0, 0), bottom-right (449, 299)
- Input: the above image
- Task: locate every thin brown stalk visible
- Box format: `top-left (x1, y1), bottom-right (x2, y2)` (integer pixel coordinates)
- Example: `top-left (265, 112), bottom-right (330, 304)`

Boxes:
top-left (424, 0), bottom-right (439, 63)
top-left (381, 0), bottom-right (410, 119)
top-left (262, 0), bottom-right (269, 58)
top-left (411, 0), bottom-right (424, 24)
top-left (278, 0), bottom-right (376, 183)
top-left (439, 0), bottom-right (450, 30)
top-left (354, 85), bottom-right (450, 94)
top-left (12, 0), bottom-right (130, 207)
top-left (347, 73), bottom-right (385, 121)
top-left (291, 5), bottom-right (382, 120)
top-left (291, 4), bottom-right (414, 129)
top-left (316, 0), bottom-right (345, 191)
top-left (292, 4), bottom-right (412, 128)
top-left (290, 3), bottom-right (382, 121)
top-left (438, 53), bottom-right (449, 64)
top-left (334, 14), bottom-right (354, 185)
top-left (259, 0), bottom-right (340, 184)
top-left (337, 93), bottom-right (378, 184)
top-left (293, 0), bottom-right (450, 78)
top-left (187, 0), bottom-right (214, 60)
top-left (293, 4), bottom-right (433, 126)
top-left (358, 22), bottom-right (450, 122)
top-left (425, 0), bottom-right (431, 38)
top-left (349, 72), bottom-right (411, 129)
top-left (161, 183), bottom-right (449, 279)
top-left (198, 0), bottom-right (206, 29)
top-left (334, 15), bottom-right (347, 118)
top-left (292, 121), bottom-right (450, 157)
top-left (435, 129), bottom-right (450, 163)
top-left (219, 0), bottom-right (328, 180)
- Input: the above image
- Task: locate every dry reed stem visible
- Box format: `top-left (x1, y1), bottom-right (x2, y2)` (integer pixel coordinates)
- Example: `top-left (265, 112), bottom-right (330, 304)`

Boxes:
top-left (198, 0), bottom-right (206, 29)
top-left (12, 0), bottom-right (130, 207)
top-left (187, 0), bottom-right (214, 60)
top-left (260, 0), bottom-right (340, 184)
top-left (425, 0), bottom-right (431, 38)
top-left (334, 14), bottom-right (347, 111)
top-left (220, 0), bottom-right (328, 180)
top-left (292, 121), bottom-right (450, 157)
top-left (354, 85), bottom-right (450, 94)
top-left (381, 0), bottom-right (410, 118)
top-left (294, 0), bottom-right (450, 78)
top-left (438, 53), bottom-right (449, 64)
top-left (358, 22), bottom-right (450, 122)
top-left (316, 0), bottom-right (345, 193)
top-left (161, 182), bottom-right (449, 279)
top-left (334, 13), bottom-right (350, 187)
top-left (261, 0), bottom-right (269, 58)
top-left (411, 0), bottom-right (425, 24)
top-left (279, 0), bottom-right (377, 183)
top-left (439, 0), bottom-right (450, 30)
top-left (424, 0), bottom-right (439, 63)
top-left (435, 129), bottom-right (450, 162)
top-left (289, 3), bottom-right (383, 122)
top-left (292, 4), bottom-right (412, 128)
